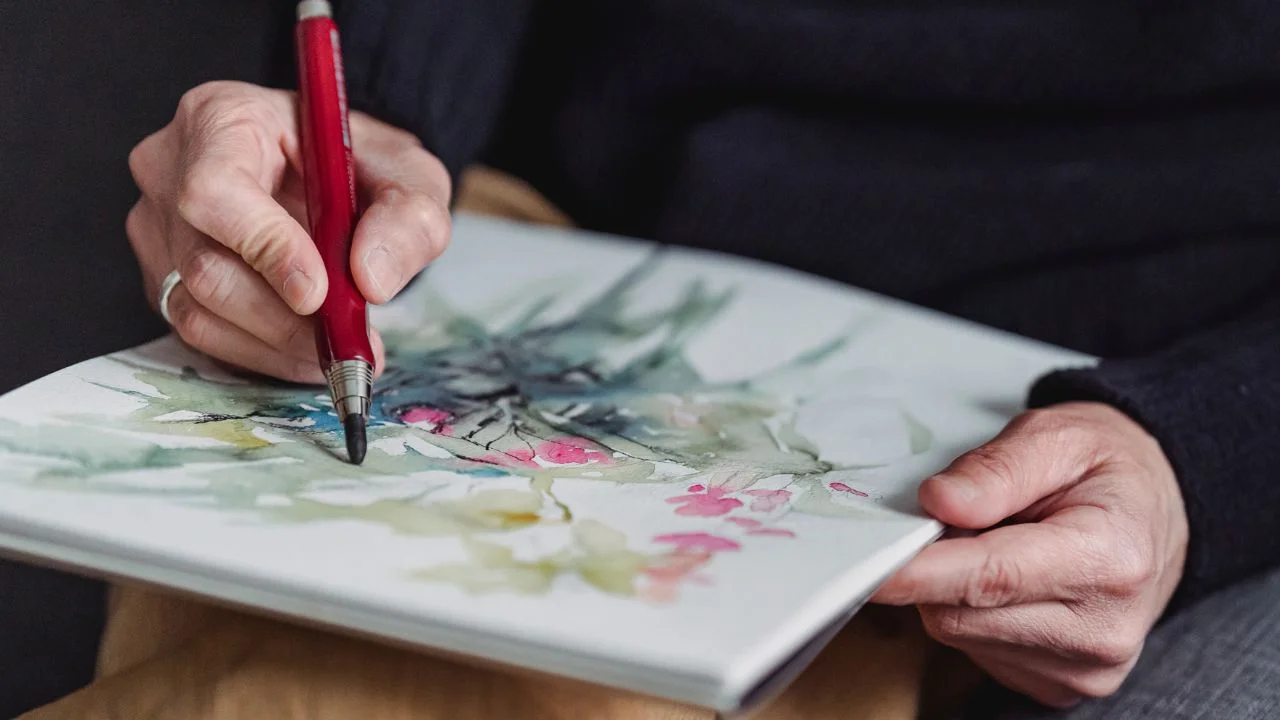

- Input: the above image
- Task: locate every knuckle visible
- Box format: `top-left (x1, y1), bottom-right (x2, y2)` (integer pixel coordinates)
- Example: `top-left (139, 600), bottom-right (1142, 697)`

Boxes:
top-left (388, 123), bottom-right (426, 150)
top-left (175, 162), bottom-right (234, 221)
top-left (381, 133), bottom-right (452, 201)
top-left (1013, 407), bottom-right (1066, 434)
top-left (359, 114), bottom-right (426, 154)
top-left (175, 81), bottom-right (247, 120)
top-left (175, 84), bottom-right (213, 120)
top-left (403, 189), bottom-right (451, 251)
top-left (416, 148), bottom-right (453, 202)
top-left (964, 552), bottom-right (1020, 608)
top-left (126, 141), bottom-right (153, 187)
top-left (960, 445), bottom-right (1020, 493)
top-left (234, 215), bottom-right (298, 276)
top-left (1102, 534), bottom-right (1157, 598)
top-left (124, 204), bottom-right (146, 252)
top-left (203, 101), bottom-right (271, 140)
top-left (127, 130), bottom-right (173, 197)
top-left (1018, 408), bottom-right (1105, 466)
top-left (1065, 668), bottom-right (1128, 699)
top-left (127, 142), bottom-right (144, 178)
top-left (170, 296), bottom-right (212, 350)
top-left (1049, 419), bottom-right (1099, 455)
top-left (1045, 691), bottom-right (1086, 710)
top-left (1081, 628), bottom-right (1144, 666)
top-left (377, 184), bottom-right (450, 264)
top-left (280, 317), bottom-right (313, 354)
top-left (177, 84), bottom-right (271, 148)
top-left (1071, 524), bottom-right (1119, 585)
top-left (181, 250), bottom-right (238, 310)
top-left (919, 607), bottom-right (972, 646)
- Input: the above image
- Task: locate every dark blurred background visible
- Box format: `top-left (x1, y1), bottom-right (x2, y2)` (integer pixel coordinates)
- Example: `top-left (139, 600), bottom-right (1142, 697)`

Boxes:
top-left (0, 2), bottom-right (286, 714)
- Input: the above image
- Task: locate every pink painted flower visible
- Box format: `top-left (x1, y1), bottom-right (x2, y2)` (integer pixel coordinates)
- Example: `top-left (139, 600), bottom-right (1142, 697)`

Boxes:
top-left (639, 548), bottom-right (715, 603)
top-left (640, 582), bottom-right (680, 604)
top-left (652, 532), bottom-right (742, 552)
top-left (830, 481), bottom-right (869, 497)
top-left (644, 548), bottom-right (713, 581)
top-left (536, 436), bottom-right (612, 465)
top-left (743, 488), bottom-right (791, 512)
top-left (399, 406), bottom-right (454, 435)
top-left (401, 406), bottom-right (451, 425)
top-left (666, 485), bottom-right (743, 517)
top-left (726, 516), bottom-right (795, 538)
top-left (507, 448), bottom-right (535, 463)
top-left (467, 434), bottom-right (610, 470)
top-left (640, 529), bottom-right (750, 603)
top-left (477, 452), bottom-right (539, 469)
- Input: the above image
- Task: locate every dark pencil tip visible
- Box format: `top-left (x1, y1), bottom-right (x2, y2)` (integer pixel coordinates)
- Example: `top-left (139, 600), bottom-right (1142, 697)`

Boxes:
top-left (344, 415), bottom-right (367, 465)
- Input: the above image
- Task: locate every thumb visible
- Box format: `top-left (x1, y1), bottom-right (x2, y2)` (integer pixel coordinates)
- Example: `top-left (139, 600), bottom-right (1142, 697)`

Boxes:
top-left (919, 411), bottom-right (1096, 529)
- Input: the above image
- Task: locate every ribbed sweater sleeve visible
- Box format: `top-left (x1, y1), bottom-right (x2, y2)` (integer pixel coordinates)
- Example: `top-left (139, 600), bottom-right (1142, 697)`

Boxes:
top-left (326, 1), bottom-right (534, 186)
top-left (1028, 293), bottom-right (1280, 613)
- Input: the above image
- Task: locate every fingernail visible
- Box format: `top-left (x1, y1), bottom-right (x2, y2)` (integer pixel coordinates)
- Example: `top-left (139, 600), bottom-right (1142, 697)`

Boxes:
top-left (283, 269), bottom-right (316, 311)
top-left (363, 245), bottom-right (402, 302)
top-left (933, 472), bottom-right (979, 504)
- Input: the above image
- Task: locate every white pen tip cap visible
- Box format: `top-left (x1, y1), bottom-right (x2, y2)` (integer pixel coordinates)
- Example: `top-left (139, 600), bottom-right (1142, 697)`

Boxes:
top-left (297, 0), bottom-right (332, 20)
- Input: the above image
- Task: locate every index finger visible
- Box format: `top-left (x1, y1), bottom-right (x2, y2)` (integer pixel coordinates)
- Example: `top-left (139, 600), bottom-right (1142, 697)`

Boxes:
top-left (871, 512), bottom-right (1108, 608)
top-left (175, 113), bottom-right (327, 314)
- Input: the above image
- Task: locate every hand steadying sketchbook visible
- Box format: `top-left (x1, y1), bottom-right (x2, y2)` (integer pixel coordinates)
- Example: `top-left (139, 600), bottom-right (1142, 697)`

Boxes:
top-left (0, 209), bottom-right (1088, 713)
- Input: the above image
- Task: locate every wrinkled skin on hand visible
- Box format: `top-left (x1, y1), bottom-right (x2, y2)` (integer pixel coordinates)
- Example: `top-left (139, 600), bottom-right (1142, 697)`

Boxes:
top-left (873, 402), bottom-right (1188, 707)
top-left (127, 80), bottom-right (452, 383)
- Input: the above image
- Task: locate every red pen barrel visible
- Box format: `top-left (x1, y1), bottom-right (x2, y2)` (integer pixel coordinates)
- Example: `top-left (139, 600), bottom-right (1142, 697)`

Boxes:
top-left (294, 9), bottom-right (373, 370)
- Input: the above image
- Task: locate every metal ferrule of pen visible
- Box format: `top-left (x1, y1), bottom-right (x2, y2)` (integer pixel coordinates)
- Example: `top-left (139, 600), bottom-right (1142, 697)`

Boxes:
top-left (326, 359), bottom-right (373, 424)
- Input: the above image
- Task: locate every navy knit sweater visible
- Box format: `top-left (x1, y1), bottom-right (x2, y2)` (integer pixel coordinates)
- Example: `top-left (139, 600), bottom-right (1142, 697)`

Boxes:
top-left (290, 0), bottom-right (1280, 614)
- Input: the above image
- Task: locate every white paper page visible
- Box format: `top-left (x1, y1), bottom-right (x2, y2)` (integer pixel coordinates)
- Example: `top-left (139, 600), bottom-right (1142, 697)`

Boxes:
top-left (0, 214), bottom-right (1092, 709)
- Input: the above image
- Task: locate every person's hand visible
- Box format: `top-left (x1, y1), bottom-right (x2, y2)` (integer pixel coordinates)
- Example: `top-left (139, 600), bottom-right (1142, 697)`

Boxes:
top-left (871, 401), bottom-right (1189, 707)
top-left (126, 80), bottom-right (451, 383)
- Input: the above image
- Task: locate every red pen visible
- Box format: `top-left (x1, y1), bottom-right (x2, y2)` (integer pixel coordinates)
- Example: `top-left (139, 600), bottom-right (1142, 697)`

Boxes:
top-left (295, 0), bottom-right (372, 464)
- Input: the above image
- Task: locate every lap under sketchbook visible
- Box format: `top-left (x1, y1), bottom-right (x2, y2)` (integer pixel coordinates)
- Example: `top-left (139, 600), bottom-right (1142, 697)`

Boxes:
top-left (0, 214), bottom-right (1088, 713)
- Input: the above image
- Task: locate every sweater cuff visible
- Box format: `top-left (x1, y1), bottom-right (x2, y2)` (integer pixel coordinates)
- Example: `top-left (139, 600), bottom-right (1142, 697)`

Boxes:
top-left (332, 0), bottom-right (535, 191)
top-left (1027, 348), bottom-right (1280, 616)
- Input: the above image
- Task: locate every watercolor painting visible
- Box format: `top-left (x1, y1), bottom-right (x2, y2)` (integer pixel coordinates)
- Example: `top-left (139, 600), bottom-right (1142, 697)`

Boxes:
top-left (0, 216), bottom-right (1090, 709)
top-left (0, 255), bottom-right (934, 604)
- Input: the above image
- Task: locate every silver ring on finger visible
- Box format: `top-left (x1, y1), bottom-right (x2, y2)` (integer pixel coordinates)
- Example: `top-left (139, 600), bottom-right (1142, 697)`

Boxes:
top-left (158, 270), bottom-right (183, 326)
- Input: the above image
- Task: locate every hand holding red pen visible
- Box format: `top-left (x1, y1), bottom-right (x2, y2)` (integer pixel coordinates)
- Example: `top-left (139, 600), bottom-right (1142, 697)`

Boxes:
top-left (125, 80), bottom-right (451, 383)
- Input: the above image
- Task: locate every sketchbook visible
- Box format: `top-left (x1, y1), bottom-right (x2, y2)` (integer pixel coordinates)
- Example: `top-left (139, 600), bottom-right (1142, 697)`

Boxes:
top-left (0, 214), bottom-right (1090, 713)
